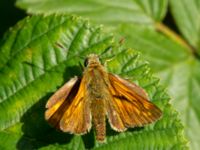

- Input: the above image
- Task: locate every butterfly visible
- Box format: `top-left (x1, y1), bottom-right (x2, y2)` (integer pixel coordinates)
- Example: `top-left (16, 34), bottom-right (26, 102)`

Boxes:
top-left (45, 54), bottom-right (162, 142)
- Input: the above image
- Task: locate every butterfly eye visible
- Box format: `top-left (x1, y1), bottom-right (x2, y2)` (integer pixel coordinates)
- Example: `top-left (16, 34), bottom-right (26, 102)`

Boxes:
top-left (84, 58), bottom-right (89, 67)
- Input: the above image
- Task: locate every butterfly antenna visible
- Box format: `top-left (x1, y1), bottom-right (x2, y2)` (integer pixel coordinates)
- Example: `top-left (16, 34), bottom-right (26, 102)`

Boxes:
top-left (79, 61), bottom-right (84, 71)
top-left (99, 46), bottom-right (113, 58)
top-left (97, 45), bottom-right (116, 67)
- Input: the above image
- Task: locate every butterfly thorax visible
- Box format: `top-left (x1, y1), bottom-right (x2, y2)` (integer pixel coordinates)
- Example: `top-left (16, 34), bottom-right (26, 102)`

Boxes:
top-left (84, 54), bottom-right (110, 99)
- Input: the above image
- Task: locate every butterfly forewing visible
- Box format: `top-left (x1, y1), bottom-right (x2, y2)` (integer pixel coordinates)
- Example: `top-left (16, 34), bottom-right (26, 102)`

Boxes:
top-left (45, 77), bottom-right (79, 120)
top-left (45, 76), bottom-right (91, 134)
top-left (59, 75), bottom-right (91, 134)
top-left (107, 74), bottom-right (162, 130)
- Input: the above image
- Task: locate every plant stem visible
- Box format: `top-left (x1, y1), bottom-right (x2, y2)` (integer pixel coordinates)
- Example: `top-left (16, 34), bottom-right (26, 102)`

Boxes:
top-left (155, 22), bottom-right (193, 54)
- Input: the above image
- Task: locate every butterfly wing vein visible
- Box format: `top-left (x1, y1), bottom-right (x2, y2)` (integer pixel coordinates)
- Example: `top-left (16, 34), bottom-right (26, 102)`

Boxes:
top-left (106, 74), bottom-right (162, 131)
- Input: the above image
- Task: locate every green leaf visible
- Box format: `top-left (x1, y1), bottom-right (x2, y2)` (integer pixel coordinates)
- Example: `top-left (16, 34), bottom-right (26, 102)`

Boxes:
top-left (0, 14), bottom-right (187, 149)
top-left (15, 0), bottom-right (200, 149)
top-left (16, 0), bottom-right (167, 24)
top-left (170, 0), bottom-right (200, 50)
top-left (115, 24), bottom-right (200, 150)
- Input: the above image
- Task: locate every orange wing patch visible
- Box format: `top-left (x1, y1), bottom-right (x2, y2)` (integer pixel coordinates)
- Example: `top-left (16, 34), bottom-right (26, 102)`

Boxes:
top-left (59, 75), bottom-right (91, 134)
top-left (45, 76), bottom-right (91, 134)
top-left (45, 77), bottom-right (79, 121)
top-left (107, 74), bottom-right (162, 130)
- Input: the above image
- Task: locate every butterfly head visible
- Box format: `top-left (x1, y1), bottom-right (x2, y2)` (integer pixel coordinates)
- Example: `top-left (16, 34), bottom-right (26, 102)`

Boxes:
top-left (84, 54), bottom-right (101, 67)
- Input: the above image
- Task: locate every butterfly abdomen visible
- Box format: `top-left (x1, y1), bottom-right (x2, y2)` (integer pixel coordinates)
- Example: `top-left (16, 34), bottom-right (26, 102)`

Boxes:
top-left (91, 97), bottom-right (106, 142)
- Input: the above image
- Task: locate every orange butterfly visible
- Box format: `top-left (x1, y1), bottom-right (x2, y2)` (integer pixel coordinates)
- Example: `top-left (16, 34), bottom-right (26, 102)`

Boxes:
top-left (45, 54), bottom-right (162, 142)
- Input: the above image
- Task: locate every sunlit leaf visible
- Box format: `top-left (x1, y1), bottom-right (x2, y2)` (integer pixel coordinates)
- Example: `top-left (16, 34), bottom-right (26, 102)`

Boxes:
top-left (0, 14), bottom-right (187, 149)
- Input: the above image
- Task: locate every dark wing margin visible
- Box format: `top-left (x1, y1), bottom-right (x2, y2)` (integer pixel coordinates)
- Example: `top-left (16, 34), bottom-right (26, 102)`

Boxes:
top-left (106, 73), bottom-right (162, 131)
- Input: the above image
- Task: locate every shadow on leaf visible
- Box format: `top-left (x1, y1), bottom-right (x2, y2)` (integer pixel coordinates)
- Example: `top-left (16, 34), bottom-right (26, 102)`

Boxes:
top-left (16, 65), bottom-right (83, 149)
top-left (16, 64), bottom-right (144, 149)
top-left (16, 94), bottom-right (74, 149)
